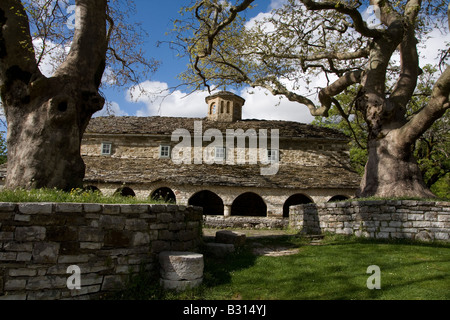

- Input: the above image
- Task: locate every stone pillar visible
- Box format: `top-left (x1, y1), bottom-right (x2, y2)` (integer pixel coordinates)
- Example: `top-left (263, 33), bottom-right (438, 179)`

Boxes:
top-left (224, 205), bottom-right (232, 217)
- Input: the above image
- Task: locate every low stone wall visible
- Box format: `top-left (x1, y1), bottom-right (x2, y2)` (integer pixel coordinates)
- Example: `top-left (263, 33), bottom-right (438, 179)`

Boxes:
top-left (204, 215), bottom-right (288, 229)
top-left (290, 200), bottom-right (450, 241)
top-left (0, 203), bottom-right (203, 300)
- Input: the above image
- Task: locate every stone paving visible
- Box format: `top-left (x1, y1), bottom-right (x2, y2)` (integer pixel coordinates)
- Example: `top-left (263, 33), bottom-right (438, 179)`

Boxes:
top-left (203, 228), bottom-right (303, 257)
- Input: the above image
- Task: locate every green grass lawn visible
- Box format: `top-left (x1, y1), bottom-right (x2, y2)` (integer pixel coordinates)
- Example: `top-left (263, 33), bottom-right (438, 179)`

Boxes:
top-left (0, 188), bottom-right (164, 204)
top-left (203, 235), bottom-right (449, 300)
top-left (120, 234), bottom-right (450, 300)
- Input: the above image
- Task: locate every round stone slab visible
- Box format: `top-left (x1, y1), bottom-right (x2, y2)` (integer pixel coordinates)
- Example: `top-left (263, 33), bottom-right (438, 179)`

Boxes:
top-left (159, 251), bottom-right (204, 281)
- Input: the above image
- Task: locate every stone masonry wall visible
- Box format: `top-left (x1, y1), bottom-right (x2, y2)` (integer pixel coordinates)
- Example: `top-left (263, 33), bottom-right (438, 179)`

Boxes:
top-left (290, 200), bottom-right (450, 241)
top-left (0, 203), bottom-right (203, 300)
top-left (81, 135), bottom-right (350, 168)
top-left (204, 215), bottom-right (288, 229)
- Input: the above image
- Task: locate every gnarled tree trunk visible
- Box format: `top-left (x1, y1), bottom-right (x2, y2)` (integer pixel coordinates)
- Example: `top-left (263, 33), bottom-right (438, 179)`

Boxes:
top-left (358, 131), bottom-right (435, 198)
top-left (0, 0), bottom-right (107, 190)
top-left (3, 77), bottom-right (104, 190)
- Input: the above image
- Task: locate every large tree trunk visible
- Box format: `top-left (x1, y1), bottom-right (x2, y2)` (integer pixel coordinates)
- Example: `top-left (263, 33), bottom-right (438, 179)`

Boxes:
top-left (0, 0), bottom-right (107, 190)
top-left (358, 132), bottom-right (435, 198)
top-left (3, 77), bottom-right (104, 190)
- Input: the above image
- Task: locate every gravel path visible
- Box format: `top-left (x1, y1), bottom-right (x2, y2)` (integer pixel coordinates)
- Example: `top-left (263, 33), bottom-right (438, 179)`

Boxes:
top-left (203, 228), bottom-right (303, 257)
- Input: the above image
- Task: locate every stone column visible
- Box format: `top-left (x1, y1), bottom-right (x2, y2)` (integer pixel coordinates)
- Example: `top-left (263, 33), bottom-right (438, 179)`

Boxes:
top-left (224, 205), bottom-right (232, 217)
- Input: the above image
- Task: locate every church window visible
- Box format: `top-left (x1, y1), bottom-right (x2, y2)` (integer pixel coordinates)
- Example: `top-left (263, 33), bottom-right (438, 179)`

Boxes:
top-left (214, 147), bottom-right (226, 161)
top-left (267, 149), bottom-right (279, 162)
top-left (101, 142), bottom-right (112, 156)
top-left (159, 145), bottom-right (171, 159)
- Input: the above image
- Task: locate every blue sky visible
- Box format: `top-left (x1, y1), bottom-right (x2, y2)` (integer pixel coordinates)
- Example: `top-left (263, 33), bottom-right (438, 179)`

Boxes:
top-left (99, 0), bottom-right (282, 120)
top-left (97, 0), bottom-right (324, 123)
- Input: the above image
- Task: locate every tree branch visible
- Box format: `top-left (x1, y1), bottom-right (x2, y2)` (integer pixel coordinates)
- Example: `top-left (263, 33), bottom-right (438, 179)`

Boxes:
top-left (319, 70), bottom-right (363, 111)
top-left (300, 0), bottom-right (383, 38)
top-left (258, 77), bottom-right (326, 116)
top-left (257, 47), bottom-right (370, 64)
top-left (259, 69), bottom-right (363, 117)
top-left (54, 0), bottom-right (107, 87)
top-left (195, 0), bottom-right (255, 57)
top-left (0, 0), bottom-right (41, 83)
top-left (400, 66), bottom-right (450, 146)
top-left (390, 1), bottom-right (421, 110)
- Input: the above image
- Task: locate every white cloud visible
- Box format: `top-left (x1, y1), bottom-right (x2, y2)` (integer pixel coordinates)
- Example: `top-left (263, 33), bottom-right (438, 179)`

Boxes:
top-left (240, 87), bottom-right (315, 123)
top-left (127, 81), bottom-right (210, 118)
top-left (245, 11), bottom-right (273, 30)
top-left (269, 0), bottom-right (288, 10)
top-left (361, 5), bottom-right (384, 30)
top-left (124, 80), bottom-right (315, 123)
top-left (418, 28), bottom-right (450, 68)
top-left (33, 38), bottom-right (70, 77)
top-left (94, 101), bottom-right (129, 117)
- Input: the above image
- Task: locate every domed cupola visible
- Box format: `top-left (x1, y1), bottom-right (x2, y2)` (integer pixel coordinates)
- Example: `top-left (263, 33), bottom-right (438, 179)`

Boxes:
top-left (205, 91), bottom-right (245, 122)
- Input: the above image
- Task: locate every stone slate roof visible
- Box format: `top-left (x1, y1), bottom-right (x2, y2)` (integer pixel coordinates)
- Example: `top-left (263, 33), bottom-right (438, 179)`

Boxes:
top-left (83, 157), bottom-right (360, 190)
top-left (86, 116), bottom-right (350, 141)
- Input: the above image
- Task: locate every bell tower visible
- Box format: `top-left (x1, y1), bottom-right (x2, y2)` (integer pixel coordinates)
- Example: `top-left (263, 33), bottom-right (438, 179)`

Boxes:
top-left (205, 91), bottom-right (245, 122)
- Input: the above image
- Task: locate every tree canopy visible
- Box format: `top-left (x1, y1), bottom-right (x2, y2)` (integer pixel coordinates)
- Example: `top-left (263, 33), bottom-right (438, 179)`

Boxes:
top-left (176, 0), bottom-right (448, 111)
top-left (22, 0), bottom-right (158, 89)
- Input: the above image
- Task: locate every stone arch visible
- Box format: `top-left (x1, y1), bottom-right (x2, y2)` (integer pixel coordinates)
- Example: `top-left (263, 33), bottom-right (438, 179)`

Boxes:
top-left (188, 190), bottom-right (224, 216)
top-left (115, 187), bottom-right (136, 197)
top-left (231, 192), bottom-right (267, 217)
top-left (151, 187), bottom-right (176, 203)
top-left (328, 195), bottom-right (349, 202)
top-left (283, 194), bottom-right (313, 218)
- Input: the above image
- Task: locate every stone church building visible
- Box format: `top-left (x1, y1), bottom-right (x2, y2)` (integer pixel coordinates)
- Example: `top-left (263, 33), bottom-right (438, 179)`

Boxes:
top-left (81, 91), bottom-right (360, 226)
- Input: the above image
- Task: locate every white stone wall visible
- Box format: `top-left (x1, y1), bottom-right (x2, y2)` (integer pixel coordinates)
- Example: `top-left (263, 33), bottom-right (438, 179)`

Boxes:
top-left (290, 200), bottom-right (450, 241)
top-left (82, 135), bottom-right (350, 167)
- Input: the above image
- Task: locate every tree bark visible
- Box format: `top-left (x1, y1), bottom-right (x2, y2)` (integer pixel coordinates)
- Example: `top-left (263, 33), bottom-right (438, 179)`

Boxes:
top-left (0, 0), bottom-right (107, 190)
top-left (358, 131), bottom-right (435, 198)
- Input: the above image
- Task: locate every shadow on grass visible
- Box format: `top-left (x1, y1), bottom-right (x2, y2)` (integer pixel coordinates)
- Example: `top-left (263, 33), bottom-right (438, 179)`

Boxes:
top-left (200, 234), bottom-right (450, 300)
top-left (109, 234), bottom-right (449, 300)
top-left (202, 246), bottom-right (258, 288)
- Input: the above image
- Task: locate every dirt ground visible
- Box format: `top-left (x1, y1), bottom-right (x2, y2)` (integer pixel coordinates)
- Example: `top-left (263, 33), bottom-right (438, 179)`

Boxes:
top-left (202, 228), bottom-right (296, 238)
